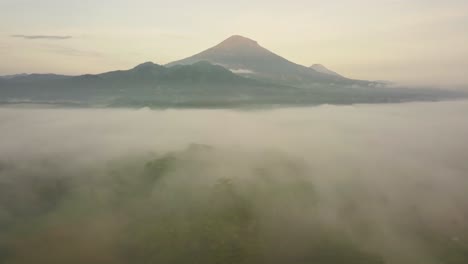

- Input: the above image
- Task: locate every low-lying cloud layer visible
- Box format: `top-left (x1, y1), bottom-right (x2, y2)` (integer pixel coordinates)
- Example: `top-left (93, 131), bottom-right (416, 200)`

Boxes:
top-left (0, 101), bottom-right (468, 264)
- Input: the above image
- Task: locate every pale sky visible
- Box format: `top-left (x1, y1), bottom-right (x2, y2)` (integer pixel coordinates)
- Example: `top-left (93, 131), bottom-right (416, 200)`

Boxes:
top-left (1, 0), bottom-right (467, 87)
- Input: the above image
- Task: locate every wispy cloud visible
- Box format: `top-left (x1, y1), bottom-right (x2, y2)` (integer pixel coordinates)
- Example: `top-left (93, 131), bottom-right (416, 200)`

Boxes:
top-left (11, 35), bottom-right (72, 40)
top-left (230, 68), bottom-right (255, 74)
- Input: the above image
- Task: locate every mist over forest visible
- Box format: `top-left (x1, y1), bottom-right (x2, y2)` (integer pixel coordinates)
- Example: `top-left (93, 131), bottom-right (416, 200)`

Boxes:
top-left (1, 101), bottom-right (468, 264)
top-left (2, 0), bottom-right (468, 263)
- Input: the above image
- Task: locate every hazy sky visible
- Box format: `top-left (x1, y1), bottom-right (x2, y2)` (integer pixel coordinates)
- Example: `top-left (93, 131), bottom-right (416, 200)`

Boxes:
top-left (1, 0), bottom-right (467, 86)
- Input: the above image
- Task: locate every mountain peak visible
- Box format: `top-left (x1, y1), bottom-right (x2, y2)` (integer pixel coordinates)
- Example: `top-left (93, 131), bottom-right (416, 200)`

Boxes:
top-left (135, 61), bottom-right (157, 67)
top-left (166, 35), bottom-right (349, 83)
top-left (132, 61), bottom-right (163, 71)
top-left (216, 35), bottom-right (259, 48)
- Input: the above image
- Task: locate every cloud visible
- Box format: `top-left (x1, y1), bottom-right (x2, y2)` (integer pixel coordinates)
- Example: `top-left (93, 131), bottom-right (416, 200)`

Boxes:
top-left (230, 68), bottom-right (255, 74)
top-left (11, 34), bottom-right (72, 40)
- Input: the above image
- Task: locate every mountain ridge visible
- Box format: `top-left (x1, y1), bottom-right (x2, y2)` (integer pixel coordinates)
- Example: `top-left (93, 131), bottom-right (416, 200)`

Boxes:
top-left (0, 61), bottom-right (306, 107)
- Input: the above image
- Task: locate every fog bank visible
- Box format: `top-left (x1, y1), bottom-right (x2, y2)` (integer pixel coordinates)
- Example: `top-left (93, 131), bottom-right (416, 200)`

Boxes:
top-left (1, 101), bottom-right (468, 264)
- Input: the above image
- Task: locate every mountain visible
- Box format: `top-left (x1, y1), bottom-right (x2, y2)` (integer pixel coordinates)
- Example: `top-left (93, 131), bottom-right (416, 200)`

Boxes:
top-left (167, 35), bottom-right (368, 87)
top-left (309, 64), bottom-right (342, 77)
top-left (0, 35), bottom-right (465, 108)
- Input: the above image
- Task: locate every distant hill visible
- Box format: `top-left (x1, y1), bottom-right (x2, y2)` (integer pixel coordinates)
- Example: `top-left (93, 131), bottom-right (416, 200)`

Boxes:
top-left (0, 73), bottom-right (29, 80)
top-left (3, 74), bottom-right (71, 82)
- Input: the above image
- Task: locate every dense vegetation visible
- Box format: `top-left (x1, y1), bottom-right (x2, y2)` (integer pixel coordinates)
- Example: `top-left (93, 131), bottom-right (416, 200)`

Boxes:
top-left (0, 145), bottom-right (467, 264)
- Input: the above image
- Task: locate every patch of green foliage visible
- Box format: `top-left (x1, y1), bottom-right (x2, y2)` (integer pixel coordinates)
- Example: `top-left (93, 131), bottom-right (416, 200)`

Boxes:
top-left (1, 146), bottom-right (465, 264)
